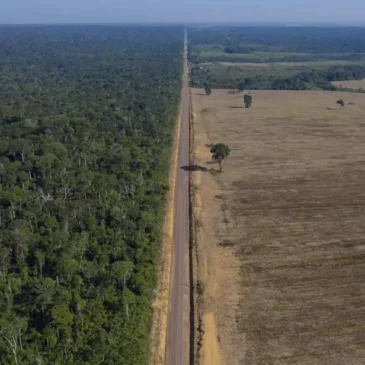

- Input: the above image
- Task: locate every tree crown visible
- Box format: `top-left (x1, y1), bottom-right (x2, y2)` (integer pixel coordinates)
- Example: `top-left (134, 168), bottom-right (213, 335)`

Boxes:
top-left (210, 143), bottom-right (231, 161)
top-left (244, 94), bottom-right (253, 108)
top-left (204, 84), bottom-right (212, 95)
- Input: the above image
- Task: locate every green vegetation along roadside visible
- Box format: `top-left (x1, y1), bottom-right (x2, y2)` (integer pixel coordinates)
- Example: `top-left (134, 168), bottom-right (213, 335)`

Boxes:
top-left (0, 25), bottom-right (183, 365)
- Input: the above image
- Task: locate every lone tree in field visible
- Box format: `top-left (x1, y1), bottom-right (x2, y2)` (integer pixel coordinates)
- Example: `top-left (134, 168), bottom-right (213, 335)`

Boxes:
top-left (244, 94), bottom-right (252, 108)
top-left (337, 99), bottom-right (345, 109)
top-left (204, 84), bottom-right (212, 96)
top-left (210, 143), bottom-right (231, 172)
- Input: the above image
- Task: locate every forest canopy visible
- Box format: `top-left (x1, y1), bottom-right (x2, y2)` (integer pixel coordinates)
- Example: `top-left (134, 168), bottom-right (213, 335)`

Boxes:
top-left (0, 25), bottom-right (183, 365)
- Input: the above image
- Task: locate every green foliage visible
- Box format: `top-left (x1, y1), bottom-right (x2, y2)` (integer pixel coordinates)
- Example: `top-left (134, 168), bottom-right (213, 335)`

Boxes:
top-left (190, 64), bottom-right (365, 91)
top-left (238, 81), bottom-right (245, 92)
top-left (210, 143), bottom-right (231, 172)
top-left (244, 94), bottom-right (253, 108)
top-left (0, 25), bottom-right (183, 364)
top-left (337, 99), bottom-right (345, 108)
top-left (204, 84), bottom-right (212, 96)
top-left (188, 26), bottom-right (365, 63)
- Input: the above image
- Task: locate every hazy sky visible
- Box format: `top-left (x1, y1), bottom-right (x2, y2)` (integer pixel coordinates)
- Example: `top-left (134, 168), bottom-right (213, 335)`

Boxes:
top-left (1, 0), bottom-right (365, 24)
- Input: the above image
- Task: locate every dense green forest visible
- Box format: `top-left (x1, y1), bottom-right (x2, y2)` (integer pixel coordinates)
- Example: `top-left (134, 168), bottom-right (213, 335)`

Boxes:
top-left (190, 64), bottom-right (365, 90)
top-left (0, 25), bottom-right (183, 364)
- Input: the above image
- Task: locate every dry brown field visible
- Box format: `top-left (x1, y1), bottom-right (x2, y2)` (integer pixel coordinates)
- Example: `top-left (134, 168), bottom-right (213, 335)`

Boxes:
top-left (332, 79), bottom-right (365, 90)
top-left (191, 89), bottom-right (365, 365)
top-left (218, 62), bottom-right (320, 67)
top-left (218, 61), bottom-right (359, 67)
top-left (218, 62), bottom-right (271, 67)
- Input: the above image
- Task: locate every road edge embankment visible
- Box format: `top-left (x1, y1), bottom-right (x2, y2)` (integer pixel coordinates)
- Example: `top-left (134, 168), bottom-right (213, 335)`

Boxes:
top-left (149, 71), bottom-right (184, 365)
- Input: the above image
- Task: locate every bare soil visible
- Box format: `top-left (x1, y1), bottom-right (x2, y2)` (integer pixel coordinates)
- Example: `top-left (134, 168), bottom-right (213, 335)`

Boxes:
top-left (218, 62), bottom-right (270, 67)
top-left (332, 79), bottom-right (365, 90)
top-left (191, 89), bottom-right (365, 365)
top-left (218, 61), bottom-right (353, 67)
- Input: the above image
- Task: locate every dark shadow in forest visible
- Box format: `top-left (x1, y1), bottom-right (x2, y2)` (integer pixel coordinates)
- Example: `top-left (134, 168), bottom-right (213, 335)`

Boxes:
top-left (181, 165), bottom-right (208, 172)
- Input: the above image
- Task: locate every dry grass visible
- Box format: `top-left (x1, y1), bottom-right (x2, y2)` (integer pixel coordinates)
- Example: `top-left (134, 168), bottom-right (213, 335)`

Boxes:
top-left (218, 62), bottom-right (270, 67)
top-left (332, 79), bottom-right (365, 90)
top-left (218, 61), bottom-right (362, 68)
top-left (192, 89), bottom-right (365, 365)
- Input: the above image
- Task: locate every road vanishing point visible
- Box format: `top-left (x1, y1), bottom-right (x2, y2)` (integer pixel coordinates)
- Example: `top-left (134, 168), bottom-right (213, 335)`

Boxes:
top-left (165, 30), bottom-right (190, 365)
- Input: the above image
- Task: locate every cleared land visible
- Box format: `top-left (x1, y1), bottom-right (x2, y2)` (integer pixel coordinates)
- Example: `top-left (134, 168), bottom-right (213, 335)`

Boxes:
top-left (218, 61), bottom-right (364, 67)
top-left (193, 46), bottom-right (365, 64)
top-left (332, 79), bottom-right (365, 90)
top-left (191, 89), bottom-right (365, 365)
top-left (199, 50), bottom-right (309, 60)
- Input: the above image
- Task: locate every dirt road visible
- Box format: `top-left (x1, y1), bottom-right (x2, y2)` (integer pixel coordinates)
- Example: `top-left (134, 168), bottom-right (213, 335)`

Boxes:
top-left (165, 30), bottom-right (190, 365)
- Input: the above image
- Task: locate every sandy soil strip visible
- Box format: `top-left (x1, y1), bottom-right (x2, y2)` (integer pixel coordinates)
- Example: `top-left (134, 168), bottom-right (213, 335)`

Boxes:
top-left (202, 313), bottom-right (224, 365)
top-left (191, 103), bottom-right (244, 365)
top-left (149, 96), bottom-right (183, 365)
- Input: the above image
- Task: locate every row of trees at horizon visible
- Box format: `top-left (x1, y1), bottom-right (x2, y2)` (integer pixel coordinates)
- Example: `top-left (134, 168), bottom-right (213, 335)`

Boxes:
top-left (193, 65), bottom-right (365, 91)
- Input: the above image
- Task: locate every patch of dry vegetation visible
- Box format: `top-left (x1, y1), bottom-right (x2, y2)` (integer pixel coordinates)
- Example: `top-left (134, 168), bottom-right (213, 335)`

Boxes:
top-left (332, 79), bottom-right (365, 90)
top-left (192, 89), bottom-right (365, 365)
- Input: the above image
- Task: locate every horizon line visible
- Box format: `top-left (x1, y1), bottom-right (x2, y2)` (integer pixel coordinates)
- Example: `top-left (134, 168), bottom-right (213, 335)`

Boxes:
top-left (0, 21), bottom-right (365, 27)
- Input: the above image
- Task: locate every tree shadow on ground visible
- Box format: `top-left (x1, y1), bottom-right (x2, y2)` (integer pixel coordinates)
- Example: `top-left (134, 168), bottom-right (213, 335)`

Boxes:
top-left (181, 165), bottom-right (208, 172)
top-left (227, 90), bottom-right (241, 95)
top-left (205, 143), bottom-right (214, 148)
top-left (206, 160), bottom-right (218, 165)
top-left (327, 107), bottom-right (337, 110)
top-left (196, 93), bottom-right (208, 96)
top-left (209, 168), bottom-right (221, 175)
top-left (228, 106), bottom-right (245, 109)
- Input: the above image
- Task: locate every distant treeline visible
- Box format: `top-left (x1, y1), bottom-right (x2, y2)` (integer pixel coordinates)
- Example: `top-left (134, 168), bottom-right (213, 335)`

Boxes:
top-left (188, 26), bottom-right (365, 54)
top-left (190, 65), bottom-right (365, 91)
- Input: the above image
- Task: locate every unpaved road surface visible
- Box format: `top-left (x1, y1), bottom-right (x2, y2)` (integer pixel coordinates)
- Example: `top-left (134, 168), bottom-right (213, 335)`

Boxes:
top-left (165, 31), bottom-right (190, 365)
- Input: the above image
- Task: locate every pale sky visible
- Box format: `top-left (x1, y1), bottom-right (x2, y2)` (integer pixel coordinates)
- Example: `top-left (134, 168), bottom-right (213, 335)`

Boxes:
top-left (1, 0), bottom-right (365, 24)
